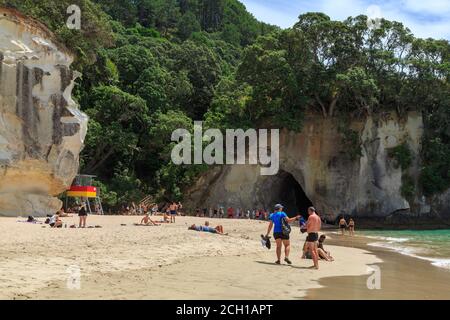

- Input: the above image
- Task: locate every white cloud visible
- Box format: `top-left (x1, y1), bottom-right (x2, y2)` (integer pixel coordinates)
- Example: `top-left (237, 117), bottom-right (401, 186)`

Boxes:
top-left (240, 0), bottom-right (450, 40)
top-left (402, 0), bottom-right (450, 15)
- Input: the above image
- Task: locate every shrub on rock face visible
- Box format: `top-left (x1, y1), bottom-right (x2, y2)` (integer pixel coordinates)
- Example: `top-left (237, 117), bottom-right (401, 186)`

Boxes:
top-left (388, 143), bottom-right (413, 170)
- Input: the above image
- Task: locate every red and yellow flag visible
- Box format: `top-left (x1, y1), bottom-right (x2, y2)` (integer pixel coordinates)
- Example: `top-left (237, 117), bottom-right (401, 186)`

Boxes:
top-left (67, 186), bottom-right (97, 198)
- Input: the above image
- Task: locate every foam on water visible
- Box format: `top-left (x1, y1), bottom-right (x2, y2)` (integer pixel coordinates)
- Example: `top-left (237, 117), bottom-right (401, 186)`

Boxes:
top-left (365, 235), bottom-right (410, 243)
top-left (365, 232), bottom-right (450, 270)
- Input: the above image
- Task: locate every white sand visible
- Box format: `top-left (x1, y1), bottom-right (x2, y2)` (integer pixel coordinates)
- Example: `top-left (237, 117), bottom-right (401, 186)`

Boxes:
top-left (0, 216), bottom-right (381, 299)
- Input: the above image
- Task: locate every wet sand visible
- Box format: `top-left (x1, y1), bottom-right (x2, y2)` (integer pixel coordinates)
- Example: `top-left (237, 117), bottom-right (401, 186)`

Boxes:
top-left (306, 234), bottom-right (450, 299)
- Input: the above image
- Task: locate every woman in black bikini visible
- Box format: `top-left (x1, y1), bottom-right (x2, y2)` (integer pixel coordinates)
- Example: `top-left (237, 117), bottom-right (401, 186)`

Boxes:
top-left (78, 203), bottom-right (88, 228)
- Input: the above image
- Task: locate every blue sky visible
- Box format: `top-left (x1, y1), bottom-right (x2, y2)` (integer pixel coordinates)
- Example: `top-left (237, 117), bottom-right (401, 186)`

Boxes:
top-left (240, 0), bottom-right (450, 40)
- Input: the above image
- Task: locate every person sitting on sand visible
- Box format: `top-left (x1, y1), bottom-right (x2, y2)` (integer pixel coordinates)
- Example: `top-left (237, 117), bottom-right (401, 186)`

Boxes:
top-left (339, 216), bottom-right (347, 236)
top-left (140, 213), bottom-right (159, 226)
top-left (163, 209), bottom-right (171, 223)
top-left (302, 241), bottom-right (312, 259)
top-left (189, 224), bottom-right (227, 235)
top-left (348, 218), bottom-right (355, 236)
top-left (317, 235), bottom-right (334, 261)
top-left (49, 212), bottom-right (63, 228)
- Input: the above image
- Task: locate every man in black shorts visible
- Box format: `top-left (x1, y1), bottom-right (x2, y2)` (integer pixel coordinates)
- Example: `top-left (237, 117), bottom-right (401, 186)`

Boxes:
top-left (265, 204), bottom-right (300, 265)
top-left (305, 207), bottom-right (322, 270)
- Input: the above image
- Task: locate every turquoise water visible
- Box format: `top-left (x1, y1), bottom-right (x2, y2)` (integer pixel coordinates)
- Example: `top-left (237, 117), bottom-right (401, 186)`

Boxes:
top-left (359, 229), bottom-right (450, 270)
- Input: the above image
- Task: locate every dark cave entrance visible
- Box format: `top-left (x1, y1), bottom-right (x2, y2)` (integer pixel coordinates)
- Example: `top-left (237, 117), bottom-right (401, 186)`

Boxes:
top-left (268, 171), bottom-right (313, 218)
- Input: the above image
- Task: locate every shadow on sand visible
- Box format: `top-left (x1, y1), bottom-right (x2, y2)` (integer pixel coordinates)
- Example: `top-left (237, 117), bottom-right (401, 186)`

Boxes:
top-left (255, 261), bottom-right (314, 270)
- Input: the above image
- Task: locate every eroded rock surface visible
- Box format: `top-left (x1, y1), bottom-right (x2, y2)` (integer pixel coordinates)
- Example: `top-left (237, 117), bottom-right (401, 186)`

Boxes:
top-left (0, 8), bottom-right (87, 216)
top-left (184, 112), bottom-right (450, 227)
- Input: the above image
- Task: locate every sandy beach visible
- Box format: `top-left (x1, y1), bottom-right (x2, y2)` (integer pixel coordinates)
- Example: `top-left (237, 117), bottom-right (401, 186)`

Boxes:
top-left (1, 215), bottom-right (449, 300)
top-left (0, 215), bottom-right (381, 300)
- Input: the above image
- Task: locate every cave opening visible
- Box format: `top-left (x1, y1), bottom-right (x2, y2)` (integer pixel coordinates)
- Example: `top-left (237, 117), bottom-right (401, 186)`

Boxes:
top-left (268, 171), bottom-right (313, 218)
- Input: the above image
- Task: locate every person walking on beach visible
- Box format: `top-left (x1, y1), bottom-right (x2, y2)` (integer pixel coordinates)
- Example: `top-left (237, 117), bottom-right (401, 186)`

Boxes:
top-left (305, 207), bottom-right (321, 270)
top-left (227, 207), bottom-right (234, 219)
top-left (348, 218), bottom-right (355, 236)
top-left (169, 202), bottom-right (178, 223)
top-left (339, 216), bottom-right (347, 236)
top-left (265, 204), bottom-right (299, 265)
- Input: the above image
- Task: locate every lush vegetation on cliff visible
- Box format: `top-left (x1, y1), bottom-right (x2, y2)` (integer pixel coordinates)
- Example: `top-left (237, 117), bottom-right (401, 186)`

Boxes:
top-left (1, 0), bottom-right (448, 208)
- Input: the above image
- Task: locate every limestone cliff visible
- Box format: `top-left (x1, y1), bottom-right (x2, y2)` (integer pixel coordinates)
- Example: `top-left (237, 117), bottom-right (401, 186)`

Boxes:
top-left (184, 112), bottom-right (450, 228)
top-left (0, 8), bottom-right (87, 216)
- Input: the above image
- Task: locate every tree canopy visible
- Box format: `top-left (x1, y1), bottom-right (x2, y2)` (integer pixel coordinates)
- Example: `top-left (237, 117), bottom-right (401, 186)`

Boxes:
top-left (1, 1), bottom-right (448, 207)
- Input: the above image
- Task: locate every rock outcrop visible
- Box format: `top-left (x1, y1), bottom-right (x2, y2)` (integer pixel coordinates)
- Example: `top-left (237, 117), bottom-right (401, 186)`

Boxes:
top-left (0, 8), bottom-right (87, 216)
top-left (184, 112), bottom-right (450, 228)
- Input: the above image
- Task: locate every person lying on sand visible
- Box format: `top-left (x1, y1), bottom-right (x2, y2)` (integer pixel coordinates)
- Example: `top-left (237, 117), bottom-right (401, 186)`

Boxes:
top-left (317, 235), bottom-right (334, 261)
top-left (203, 221), bottom-right (226, 234)
top-left (140, 214), bottom-right (159, 226)
top-left (188, 224), bottom-right (227, 235)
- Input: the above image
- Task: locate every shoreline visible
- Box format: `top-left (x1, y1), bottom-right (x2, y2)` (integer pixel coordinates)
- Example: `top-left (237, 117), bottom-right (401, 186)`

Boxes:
top-left (306, 233), bottom-right (450, 299)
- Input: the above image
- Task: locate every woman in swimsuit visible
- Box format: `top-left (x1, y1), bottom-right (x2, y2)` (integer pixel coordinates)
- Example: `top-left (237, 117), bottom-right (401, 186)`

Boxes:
top-left (348, 218), bottom-right (355, 236)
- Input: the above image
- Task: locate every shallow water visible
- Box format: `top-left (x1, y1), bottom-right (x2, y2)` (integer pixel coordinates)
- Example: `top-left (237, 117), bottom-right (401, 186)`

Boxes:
top-left (359, 229), bottom-right (450, 270)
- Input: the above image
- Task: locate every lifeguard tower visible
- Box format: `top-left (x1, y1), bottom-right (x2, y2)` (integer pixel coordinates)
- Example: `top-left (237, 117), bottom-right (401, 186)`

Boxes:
top-left (66, 174), bottom-right (104, 215)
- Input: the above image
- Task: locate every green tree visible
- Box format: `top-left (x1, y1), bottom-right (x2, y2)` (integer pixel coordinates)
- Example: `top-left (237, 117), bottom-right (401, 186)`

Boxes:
top-left (177, 11), bottom-right (201, 40)
top-left (81, 86), bottom-right (149, 175)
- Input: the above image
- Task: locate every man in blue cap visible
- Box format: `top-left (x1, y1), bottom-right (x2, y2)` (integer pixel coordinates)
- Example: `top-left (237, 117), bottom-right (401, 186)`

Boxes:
top-left (265, 204), bottom-right (300, 265)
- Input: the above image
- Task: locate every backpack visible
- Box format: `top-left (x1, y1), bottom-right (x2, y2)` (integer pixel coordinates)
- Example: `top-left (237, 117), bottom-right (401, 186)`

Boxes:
top-left (281, 216), bottom-right (291, 236)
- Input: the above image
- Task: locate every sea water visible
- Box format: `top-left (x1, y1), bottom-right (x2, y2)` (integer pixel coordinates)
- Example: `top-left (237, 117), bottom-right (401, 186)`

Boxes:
top-left (359, 229), bottom-right (450, 270)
